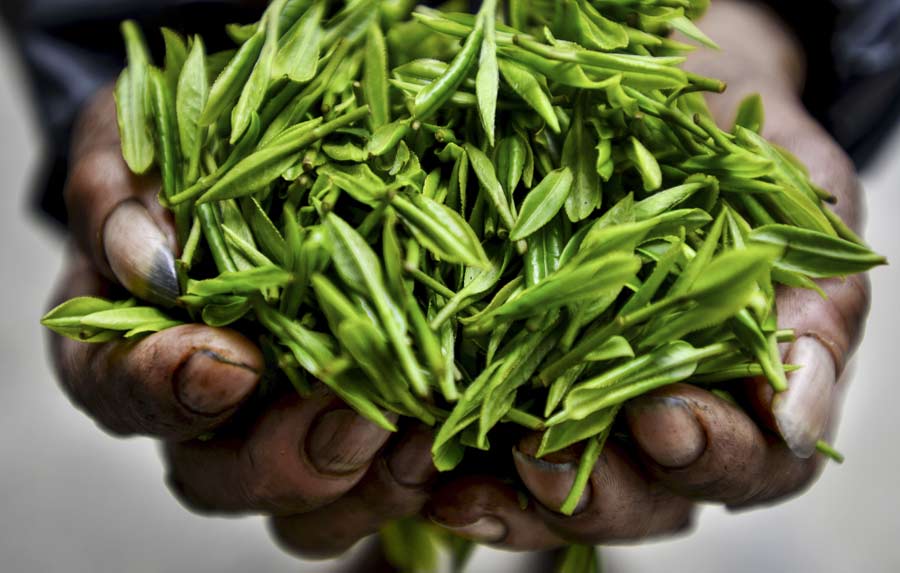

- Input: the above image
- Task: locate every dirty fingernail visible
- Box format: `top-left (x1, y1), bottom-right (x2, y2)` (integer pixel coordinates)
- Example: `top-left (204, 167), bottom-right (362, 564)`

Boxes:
top-left (434, 516), bottom-right (507, 544)
top-left (774, 336), bottom-right (837, 458)
top-left (307, 409), bottom-right (394, 476)
top-left (175, 349), bottom-right (259, 416)
top-left (626, 396), bottom-right (706, 468)
top-left (103, 200), bottom-right (179, 306)
top-left (387, 427), bottom-right (437, 487)
top-left (512, 447), bottom-right (591, 515)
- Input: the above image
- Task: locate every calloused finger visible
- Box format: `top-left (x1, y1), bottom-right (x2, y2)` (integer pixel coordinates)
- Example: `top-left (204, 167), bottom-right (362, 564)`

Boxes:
top-left (513, 436), bottom-right (694, 545)
top-left (65, 85), bottom-right (179, 306)
top-left (625, 384), bottom-right (820, 507)
top-left (52, 253), bottom-right (262, 440)
top-left (429, 475), bottom-right (566, 551)
top-left (738, 273), bottom-right (870, 457)
top-left (164, 389), bottom-right (396, 516)
top-left (270, 424), bottom-right (437, 559)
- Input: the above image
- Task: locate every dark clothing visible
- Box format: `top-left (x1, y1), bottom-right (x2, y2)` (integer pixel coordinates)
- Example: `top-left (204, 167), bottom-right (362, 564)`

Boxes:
top-left (759, 0), bottom-right (900, 169)
top-left (0, 1), bottom-right (259, 225)
top-left (2, 0), bottom-right (899, 226)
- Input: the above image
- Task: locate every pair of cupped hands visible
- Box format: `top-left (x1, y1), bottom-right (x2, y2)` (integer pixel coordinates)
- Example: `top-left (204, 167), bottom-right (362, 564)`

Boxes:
top-left (49, 2), bottom-right (870, 563)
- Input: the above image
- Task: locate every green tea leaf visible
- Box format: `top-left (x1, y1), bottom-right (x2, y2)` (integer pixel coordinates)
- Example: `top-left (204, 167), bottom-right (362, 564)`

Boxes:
top-left (733, 93), bottom-right (764, 134)
top-left (393, 192), bottom-right (491, 268)
top-left (161, 28), bottom-right (188, 90)
top-left (79, 307), bottom-right (180, 331)
top-left (274, 2), bottom-right (324, 82)
top-left (538, 406), bottom-right (616, 457)
top-left (563, 100), bottom-right (601, 221)
top-left (499, 60), bottom-right (560, 132)
top-left (187, 266), bottom-right (293, 297)
top-left (585, 336), bottom-right (634, 362)
top-left (364, 20), bottom-right (390, 128)
top-left (629, 136), bottom-right (662, 191)
top-left (510, 167), bottom-right (573, 241)
top-left (465, 143), bottom-right (516, 230)
top-left (231, 2), bottom-right (282, 143)
top-left (475, 0), bottom-right (499, 145)
top-left (633, 181), bottom-right (705, 220)
top-left (487, 253), bottom-right (640, 321)
top-left (318, 162), bottom-right (386, 206)
top-left (116, 21), bottom-right (154, 173)
top-left (414, 9), bottom-right (484, 120)
top-left (749, 224), bottom-right (886, 278)
top-left (176, 36), bottom-right (209, 184)
top-left (669, 14), bottom-right (719, 49)
top-left (201, 297), bottom-right (251, 327)
top-left (201, 26), bottom-right (265, 126)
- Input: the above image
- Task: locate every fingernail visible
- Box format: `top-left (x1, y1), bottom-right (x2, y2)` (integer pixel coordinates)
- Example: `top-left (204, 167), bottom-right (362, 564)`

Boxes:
top-left (103, 200), bottom-right (179, 306)
top-left (386, 428), bottom-right (437, 487)
top-left (307, 409), bottom-right (393, 476)
top-left (512, 447), bottom-right (591, 515)
top-left (773, 336), bottom-right (837, 458)
top-left (175, 349), bottom-right (259, 416)
top-left (625, 396), bottom-right (706, 468)
top-left (433, 516), bottom-right (507, 544)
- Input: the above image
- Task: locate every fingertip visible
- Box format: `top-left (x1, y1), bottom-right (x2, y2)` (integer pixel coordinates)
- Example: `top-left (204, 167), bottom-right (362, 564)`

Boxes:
top-left (624, 394), bottom-right (707, 469)
top-left (385, 424), bottom-right (438, 488)
top-left (103, 199), bottom-right (180, 306)
top-left (773, 336), bottom-right (837, 458)
top-left (429, 475), bottom-right (567, 550)
top-left (174, 349), bottom-right (260, 416)
top-left (428, 476), bottom-right (512, 544)
top-left (512, 439), bottom-right (591, 516)
top-left (306, 409), bottom-right (397, 477)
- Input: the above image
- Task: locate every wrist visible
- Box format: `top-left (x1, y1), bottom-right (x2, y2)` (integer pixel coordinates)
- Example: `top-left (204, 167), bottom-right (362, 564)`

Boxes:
top-left (686, 1), bottom-right (806, 120)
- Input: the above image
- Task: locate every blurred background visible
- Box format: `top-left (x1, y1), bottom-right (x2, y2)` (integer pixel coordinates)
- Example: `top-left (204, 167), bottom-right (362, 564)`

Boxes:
top-left (0, 18), bottom-right (898, 573)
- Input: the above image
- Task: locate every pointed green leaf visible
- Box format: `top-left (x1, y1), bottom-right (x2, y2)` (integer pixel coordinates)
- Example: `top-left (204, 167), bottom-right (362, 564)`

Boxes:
top-left (749, 224), bottom-right (886, 278)
top-left (274, 2), bottom-right (324, 82)
top-left (510, 167), bottom-right (573, 241)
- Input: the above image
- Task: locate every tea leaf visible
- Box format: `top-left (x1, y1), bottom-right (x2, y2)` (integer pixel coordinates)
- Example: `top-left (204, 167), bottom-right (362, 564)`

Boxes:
top-left (364, 20), bottom-right (390, 128)
top-left (475, 0), bottom-right (499, 145)
top-left (749, 224), bottom-right (887, 278)
top-left (563, 101), bottom-right (601, 221)
top-left (274, 2), bottom-right (324, 82)
top-left (177, 37), bottom-right (209, 184)
top-left (188, 266), bottom-right (293, 297)
top-left (116, 21), bottom-right (154, 173)
top-left (510, 167), bottom-right (573, 241)
top-left (201, 26), bottom-right (265, 126)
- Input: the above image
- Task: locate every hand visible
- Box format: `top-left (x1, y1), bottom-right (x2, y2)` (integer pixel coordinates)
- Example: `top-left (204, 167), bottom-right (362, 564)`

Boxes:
top-left (50, 85), bottom-right (437, 559)
top-left (428, 1), bottom-right (870, 549)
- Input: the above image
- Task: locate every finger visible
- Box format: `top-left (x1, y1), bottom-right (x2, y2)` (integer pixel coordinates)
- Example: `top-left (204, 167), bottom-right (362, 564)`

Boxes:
top-left (65, 86), bottom-right (179, 306)
top-left (164, 390), bottom-right (396, 516)
top-left (624, 384), bottom-right (820, 507)
top-left (428, 475), bottom-right (566, 551)
top-left (270, 424), bottom-right (437, 559)
top-left (52, 253), bottom-right (263, 440)
top-left (737, 273), bottom-right (870, 458)
top-left (512, 436), bottom-right (694, 545)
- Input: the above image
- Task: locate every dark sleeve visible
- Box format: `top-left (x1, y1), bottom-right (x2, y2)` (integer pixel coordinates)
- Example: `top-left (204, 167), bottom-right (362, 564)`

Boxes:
top-left (0, 0), bottom-right (259, 226)
top-left (759, 0), bottom-right (900, 169)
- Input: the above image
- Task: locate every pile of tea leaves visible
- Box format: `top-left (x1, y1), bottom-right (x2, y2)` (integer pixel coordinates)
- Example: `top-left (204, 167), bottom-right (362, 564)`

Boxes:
top-left (42, 1), bottom-right (886, 570)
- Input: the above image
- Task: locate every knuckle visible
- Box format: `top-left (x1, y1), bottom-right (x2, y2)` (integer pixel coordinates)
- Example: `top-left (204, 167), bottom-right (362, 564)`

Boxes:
top-left (269, 518), bottom-right (355, 561)
top-left (729, 453), bottom-right (821, 509)
top-left (778, 272), bottom-right (872, 372)
top-left (164, 466), bottom-right (218, 515)
top-left (54, 339), bottom-right (135, 437)
top-left (237, 444), bottom-right (272, 511)
top-left (64, 149), bottom-right (116, 208)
